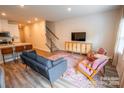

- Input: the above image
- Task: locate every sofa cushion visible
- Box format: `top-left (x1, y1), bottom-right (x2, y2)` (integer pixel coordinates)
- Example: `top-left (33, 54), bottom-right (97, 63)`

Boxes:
top-left (92, 58), bottom-right (106, 70)
top-left (26, 50), bottom-right (37, 60)
top-left (22, 51), bottom-right (28, 56)
top-left (28, 50), bottom-right (36, 54)
top-left (22, 50), bottom-right (36, 56)
top-left (36, 55), bottom-right (52, 68)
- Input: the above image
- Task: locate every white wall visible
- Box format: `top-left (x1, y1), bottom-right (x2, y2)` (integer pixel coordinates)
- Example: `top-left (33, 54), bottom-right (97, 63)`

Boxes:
top-left (8, 24), bottom-right (20, 42)
top-left (0, 19), bottom-right (8, 31)
top-left (24, 20), bottom-right (50, 52)
top-left (54, 9), bottom-right (121, 57)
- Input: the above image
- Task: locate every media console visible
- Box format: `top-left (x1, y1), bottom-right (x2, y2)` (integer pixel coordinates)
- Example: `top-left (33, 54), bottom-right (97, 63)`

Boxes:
top-left (65, 41), bottom-right (92, 54)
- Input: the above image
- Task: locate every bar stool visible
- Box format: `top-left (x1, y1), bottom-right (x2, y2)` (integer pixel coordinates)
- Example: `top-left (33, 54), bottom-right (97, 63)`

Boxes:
top-left (1, 47), bottom-right (14, 64)
top-left (15, 45), bottom-right (25, 61)
top-left (25, 44), bottom-right (33, 51)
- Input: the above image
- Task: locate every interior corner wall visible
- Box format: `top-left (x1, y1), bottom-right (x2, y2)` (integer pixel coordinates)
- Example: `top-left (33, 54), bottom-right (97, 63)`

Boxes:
top-left (19, 27), bottom-right (25, 43)
top-left (54, 9), bottom-right (122, 57)
top-left (23, 20), bottom-right (50, 52)
top-left (46, 21), bottom-right (56, 33)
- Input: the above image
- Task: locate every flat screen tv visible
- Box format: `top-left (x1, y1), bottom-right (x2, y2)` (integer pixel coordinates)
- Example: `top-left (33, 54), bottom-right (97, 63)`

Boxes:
top-left (71, 32), bottom-right (86, 41)
top-left (0, 32), bottom-right (11, 37)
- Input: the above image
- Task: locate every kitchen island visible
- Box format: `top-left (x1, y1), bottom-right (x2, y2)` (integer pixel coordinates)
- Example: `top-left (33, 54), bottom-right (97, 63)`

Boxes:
top-left (0, 42), bottom-right (32, 64)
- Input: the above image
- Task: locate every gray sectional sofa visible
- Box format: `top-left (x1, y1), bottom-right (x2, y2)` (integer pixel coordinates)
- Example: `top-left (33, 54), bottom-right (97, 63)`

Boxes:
top-left (20, 50), bottom-right (67, 87)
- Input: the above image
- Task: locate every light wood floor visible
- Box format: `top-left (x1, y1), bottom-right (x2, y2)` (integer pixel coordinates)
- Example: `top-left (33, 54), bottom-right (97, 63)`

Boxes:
top-left (2, 61), bottom-right (77, 88)
top-left (2, 62), bottom-right (52, 88)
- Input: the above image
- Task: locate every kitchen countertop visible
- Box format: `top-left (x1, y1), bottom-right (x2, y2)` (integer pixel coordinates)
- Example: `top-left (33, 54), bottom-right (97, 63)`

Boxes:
top-left (0, 42), bottom-right (32, 64)
top-left (0, 42), bottom-right (32, 49)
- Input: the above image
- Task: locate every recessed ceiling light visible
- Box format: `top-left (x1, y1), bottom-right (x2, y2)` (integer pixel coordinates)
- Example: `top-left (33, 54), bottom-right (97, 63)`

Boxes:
top-left (27, 20), bottom-right (31, 23)
top-left (34, 18), bottom-right (38, 21)
top-left (18, 24), bottom-right (22, 28)
top-left (18, 24), bottom-right (22, 26)
top-left (1, 12), bottom-right (6, 16)
top-left (20, 5), bottom-right (24, 8)
top-left (67, 8), bottom-right (71, 12)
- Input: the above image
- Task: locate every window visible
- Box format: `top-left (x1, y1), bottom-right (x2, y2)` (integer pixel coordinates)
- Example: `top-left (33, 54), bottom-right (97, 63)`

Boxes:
top-left (118, 18), bottom-right (124, 54)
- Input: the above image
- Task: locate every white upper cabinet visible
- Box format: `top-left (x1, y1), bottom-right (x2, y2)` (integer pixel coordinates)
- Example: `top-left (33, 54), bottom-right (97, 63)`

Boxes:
top-left (0, 19), bottom-right (20, 42)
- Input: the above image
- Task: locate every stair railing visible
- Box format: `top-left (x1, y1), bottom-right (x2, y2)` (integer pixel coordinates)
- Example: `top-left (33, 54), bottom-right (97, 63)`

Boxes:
top-left (46, 26), bottom-right (59, 40)
top-left (46, 26), bottom-right (59, 52)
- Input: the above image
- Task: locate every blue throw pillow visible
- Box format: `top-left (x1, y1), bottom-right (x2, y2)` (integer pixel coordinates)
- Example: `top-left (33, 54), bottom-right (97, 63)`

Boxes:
top-left (36, 55), bottom-right (52, 68)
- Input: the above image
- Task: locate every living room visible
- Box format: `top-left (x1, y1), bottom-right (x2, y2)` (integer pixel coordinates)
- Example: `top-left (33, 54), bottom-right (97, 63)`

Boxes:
top-left (0, 4), bottom-right (124, 89)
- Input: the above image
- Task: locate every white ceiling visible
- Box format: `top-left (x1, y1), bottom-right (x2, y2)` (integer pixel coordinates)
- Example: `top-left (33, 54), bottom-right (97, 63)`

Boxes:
top-left (0, 5), bottom-right (120, 24)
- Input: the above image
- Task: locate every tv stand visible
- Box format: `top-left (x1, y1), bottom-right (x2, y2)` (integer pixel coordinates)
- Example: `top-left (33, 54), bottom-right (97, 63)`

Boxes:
top-left (65, 41), bottom-right (92, 54)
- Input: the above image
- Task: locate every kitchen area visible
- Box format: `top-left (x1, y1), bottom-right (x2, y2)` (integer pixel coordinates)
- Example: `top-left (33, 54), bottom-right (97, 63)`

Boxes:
top-left (0, 19), bottom-right (32, 64)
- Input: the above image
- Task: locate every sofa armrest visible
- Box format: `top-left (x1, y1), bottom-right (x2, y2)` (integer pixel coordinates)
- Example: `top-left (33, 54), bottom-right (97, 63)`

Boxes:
top-left (0, 67), bottom-right (5, 88)
top-left (52, 57), bottom-right (65, 66)
top-left (81, 62), bottom-right (96, 73)
top-left (47, 61), bottom-right (67, 82)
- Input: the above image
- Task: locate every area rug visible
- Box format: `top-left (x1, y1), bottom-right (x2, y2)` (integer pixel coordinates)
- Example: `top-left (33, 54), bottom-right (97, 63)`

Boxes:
top-left (49, 52), bottom-right (120, 88)
top-left (63, 67), bottom-right (119, 88)
top-left (48, 51), bottom-right (84, 67)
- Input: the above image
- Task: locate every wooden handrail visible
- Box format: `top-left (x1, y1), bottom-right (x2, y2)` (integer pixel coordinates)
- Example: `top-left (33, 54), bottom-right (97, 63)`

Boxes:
top-left (46, 26), bottom-right (59, 40)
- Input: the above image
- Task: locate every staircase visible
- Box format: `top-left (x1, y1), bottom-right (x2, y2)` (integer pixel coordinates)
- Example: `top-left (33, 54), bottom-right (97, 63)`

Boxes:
top-left (45, 25), bottom-right (59, 52)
